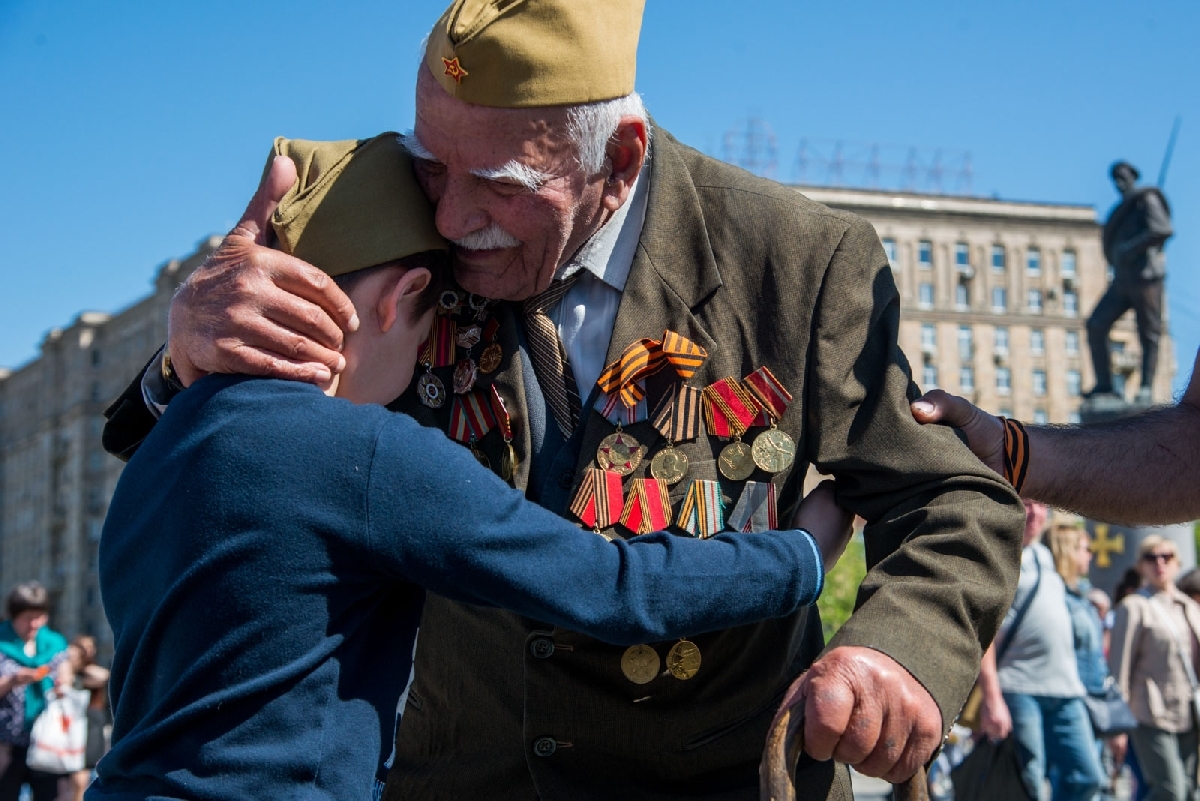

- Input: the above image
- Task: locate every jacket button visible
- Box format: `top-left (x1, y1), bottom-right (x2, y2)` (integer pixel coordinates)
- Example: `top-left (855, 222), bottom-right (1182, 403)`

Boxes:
top-left (533, 737), bottom-right (557, 757)
top-left (558, 469), bottom-right (575, 490)
top-left (530, 638), bottom-right (555, 659)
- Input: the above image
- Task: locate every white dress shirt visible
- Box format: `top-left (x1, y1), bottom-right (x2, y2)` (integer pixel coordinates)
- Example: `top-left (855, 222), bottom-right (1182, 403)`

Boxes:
top-left (549, 169), bottom-right (650, 401)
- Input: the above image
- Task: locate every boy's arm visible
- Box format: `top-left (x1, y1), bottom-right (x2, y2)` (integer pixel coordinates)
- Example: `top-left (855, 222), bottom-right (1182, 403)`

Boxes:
top-left (365, 415), bottom-right (831, 646)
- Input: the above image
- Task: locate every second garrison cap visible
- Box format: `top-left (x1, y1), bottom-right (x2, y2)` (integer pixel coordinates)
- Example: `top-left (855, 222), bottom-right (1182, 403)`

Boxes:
top-left (269, 133), bottom-right (447, 278)
top-left (425, 0), bottom-right (646, 108)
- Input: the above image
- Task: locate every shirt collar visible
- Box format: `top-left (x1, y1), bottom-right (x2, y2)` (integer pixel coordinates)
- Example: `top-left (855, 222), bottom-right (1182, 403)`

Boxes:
top-left (555, 166), bottom-right (650, 292)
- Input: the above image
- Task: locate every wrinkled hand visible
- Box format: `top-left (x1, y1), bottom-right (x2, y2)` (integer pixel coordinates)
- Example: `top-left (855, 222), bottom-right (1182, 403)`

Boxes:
top-left (910, 389), bottom-right (1005, 478)
top-left (792, 480), bottom-right (854, 573)
top-left (978, 690), bottom-right (1012, 741)
top-left (770, 646), bottom-right (943, 783)
top-left (166, 155), bottom-right (359, 387)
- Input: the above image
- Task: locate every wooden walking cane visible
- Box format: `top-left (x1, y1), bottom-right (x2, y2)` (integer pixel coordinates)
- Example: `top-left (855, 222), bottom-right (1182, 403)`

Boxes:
top-left (760, 703), bottom-right (929, 801)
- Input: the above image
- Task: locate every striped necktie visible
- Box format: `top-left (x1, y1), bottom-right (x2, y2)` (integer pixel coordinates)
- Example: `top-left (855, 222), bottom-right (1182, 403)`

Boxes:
top-left (522, 273), bottom-right (583, 439)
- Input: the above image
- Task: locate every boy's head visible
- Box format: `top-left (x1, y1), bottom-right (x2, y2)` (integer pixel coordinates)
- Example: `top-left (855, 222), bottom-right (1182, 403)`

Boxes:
top-left (268, 134), bottom-right (450, 404)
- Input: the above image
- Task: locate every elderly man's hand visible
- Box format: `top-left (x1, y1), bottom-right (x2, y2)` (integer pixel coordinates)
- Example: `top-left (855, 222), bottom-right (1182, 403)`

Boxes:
top-left (770, 646), bottom-right (943, 783)
top-left (166, 156), bottom-right (359, 387)
top-left (910, 389), bottom-right (1005, 479)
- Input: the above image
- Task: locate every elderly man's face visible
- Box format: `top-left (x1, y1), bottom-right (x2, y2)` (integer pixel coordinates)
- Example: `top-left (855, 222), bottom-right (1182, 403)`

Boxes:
top-left (409, 67), bottom-right (610, 301)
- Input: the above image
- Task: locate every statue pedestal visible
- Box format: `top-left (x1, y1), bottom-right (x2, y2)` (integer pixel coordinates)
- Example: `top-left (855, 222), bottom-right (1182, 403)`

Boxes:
top-left (1079, 394), bottom-right (1153, 425)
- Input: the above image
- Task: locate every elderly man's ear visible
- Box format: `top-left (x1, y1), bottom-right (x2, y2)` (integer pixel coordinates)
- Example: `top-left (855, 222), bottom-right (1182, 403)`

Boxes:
top-left (600, 118), bottom-right (647, 212)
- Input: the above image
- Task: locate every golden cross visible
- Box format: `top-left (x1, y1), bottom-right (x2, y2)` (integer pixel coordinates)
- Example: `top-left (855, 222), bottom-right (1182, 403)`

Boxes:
top-left (1090, 524), bottom-right (1125, 569)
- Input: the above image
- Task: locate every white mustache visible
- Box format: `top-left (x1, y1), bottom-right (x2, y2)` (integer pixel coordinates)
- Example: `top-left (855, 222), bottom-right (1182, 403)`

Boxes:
top-left (451, 225), bottom-right (521, 251)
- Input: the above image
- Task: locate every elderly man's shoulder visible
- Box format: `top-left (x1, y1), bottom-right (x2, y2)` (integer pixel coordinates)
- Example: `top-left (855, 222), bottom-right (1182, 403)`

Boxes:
top-left (662, 130), bottom-right (866, 232)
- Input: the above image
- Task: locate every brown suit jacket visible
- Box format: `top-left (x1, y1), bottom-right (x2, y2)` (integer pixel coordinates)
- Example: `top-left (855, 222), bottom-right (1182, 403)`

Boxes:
top-left (381, 129), bottom-right (1024, 799)
top-left (1110, 588), bottom-right (1200, 733)
top-left (102, 128), bottom-right (1024, 800)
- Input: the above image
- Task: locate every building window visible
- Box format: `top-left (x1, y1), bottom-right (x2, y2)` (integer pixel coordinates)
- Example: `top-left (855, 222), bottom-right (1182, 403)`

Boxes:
top-left (1107, 264), bottom-right (1115, 282)
top-left (1031, 329), bottom-right (1044, 356)
top-left (994, 326), bottom-right (1009, 355)
top-left (1027, 247), bottom-right (1041, 276)
top-left (1066, 330), bottom-right (1080, 355)
top-left (1028, 289), bottom-right (1042, 313)
top-left (918, 240), bottom-right (933, 268)
top-left (1062, 249), bottom-right (1077, 278)
top-left (919, 283), bottom-right (934, 308)
top-left (91, 350), bottom-right (101, 368)
top-left (996, 367), bottom-right (1011, 395)
top-left (955, 242), bottom-right (970, 269)
top-left (1068, 410), bottom-right (1081, 424)
top-left (955, 280), bottom-right (970, 309)
top-left (999, 406), bottom-right (1014, 419)
top-left (923, 365), bottom-right (938, 389)
top-left (1033, 408), bottom-right (1048, 425)
top-left (921, 324), bottom-right (937, 353)
top-left (960, 367), bottom-right (975, 392)
top-left (1064, 290), bottom-right (1078, 317)
top-left (89, 381), bottom-right (102, 402)
top-left (991, 245), bottom-right (1006, 273)
top-left (958, 326), bottom-right (973, 361)
top-left (1067, 370), bottom-right (1082, 397)
top-left (882, 237), bottom-right (898, 268)
top-left (991, 287), bottom-right (1007, 312)
top-left (1033, 369), bottom-right (1047, 396)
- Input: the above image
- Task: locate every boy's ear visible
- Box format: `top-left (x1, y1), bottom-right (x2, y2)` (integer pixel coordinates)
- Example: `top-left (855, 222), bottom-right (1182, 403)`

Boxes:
top-left (378, 266), bottom-right (432, 333)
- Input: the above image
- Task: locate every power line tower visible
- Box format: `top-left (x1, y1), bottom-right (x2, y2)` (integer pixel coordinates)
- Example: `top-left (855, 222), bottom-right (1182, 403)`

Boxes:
top-left (721, 117), bottom-right (779, 179)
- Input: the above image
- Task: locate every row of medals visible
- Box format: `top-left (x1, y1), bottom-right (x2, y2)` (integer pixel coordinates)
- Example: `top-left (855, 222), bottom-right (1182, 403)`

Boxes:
top-left (415, 290), bottom-right (518, 481)
top-left (594, 401), bottom-right (797, 684)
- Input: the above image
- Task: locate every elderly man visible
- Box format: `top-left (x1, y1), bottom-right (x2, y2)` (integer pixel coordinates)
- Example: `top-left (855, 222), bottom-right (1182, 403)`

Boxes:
top-left (103, 1), bottom-right (1023, 797)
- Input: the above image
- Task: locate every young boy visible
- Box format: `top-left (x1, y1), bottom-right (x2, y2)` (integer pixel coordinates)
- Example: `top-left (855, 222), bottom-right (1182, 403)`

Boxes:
top-left (91, 134), bottom-right (849, 800)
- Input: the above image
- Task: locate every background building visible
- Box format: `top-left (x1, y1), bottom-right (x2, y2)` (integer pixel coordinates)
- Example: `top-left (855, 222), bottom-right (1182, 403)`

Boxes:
top-left (798, 186), bottom-right (1176, 422)
top-left (0, 187), bottom-right (1178, 663)
top-left (0, 238), bottom-right (217, 661)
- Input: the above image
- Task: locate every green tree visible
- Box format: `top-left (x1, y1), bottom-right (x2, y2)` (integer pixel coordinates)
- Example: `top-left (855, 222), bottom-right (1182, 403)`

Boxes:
top-left (816, 533), bottom-right (866, 641)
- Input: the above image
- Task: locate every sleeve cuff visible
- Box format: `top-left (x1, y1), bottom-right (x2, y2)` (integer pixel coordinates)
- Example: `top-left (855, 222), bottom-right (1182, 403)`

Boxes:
top-left (140, 346), bottom-right (177, 419)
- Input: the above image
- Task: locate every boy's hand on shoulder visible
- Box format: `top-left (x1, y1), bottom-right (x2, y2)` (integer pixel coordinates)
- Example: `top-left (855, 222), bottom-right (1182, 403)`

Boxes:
top-left (792, 480), bottom-right (854, 573)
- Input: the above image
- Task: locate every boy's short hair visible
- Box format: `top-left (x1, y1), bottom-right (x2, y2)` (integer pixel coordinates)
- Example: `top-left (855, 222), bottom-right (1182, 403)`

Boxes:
top-left (7, 581), bottom-right (50, 619)
top-left (333, 250), bottom-right (449, 324)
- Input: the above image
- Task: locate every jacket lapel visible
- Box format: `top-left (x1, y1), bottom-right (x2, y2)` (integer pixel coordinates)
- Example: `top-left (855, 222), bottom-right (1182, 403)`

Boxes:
top-left (573, 132), bottom-right (723, 480)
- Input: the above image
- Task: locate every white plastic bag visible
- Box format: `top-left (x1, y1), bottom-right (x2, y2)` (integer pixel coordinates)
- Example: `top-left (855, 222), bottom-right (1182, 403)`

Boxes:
top-left (26, 688), bottom-right (89, 774)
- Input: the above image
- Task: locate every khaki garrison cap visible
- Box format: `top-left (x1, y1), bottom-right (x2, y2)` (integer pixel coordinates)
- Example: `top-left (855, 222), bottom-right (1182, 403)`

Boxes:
top-left (425, 0), bottom-right (645, 108)
top-left (268, 133), bottom-right (447, 278)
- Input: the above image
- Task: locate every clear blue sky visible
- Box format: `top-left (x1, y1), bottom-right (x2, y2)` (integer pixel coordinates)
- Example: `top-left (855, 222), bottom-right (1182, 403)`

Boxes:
top-left (2, 0), bottom-right (1197, 392)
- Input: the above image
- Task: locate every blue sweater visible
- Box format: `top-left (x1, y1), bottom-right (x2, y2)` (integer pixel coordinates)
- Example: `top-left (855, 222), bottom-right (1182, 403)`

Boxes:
top-left (91, 376), bottom-right (824, 800)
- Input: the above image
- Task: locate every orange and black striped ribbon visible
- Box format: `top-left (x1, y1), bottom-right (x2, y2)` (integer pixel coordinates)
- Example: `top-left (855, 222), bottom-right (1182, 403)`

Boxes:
top-left (596, 338), bottom-right (668, 408)
top-left (1001, 417), bottom-right (1031, 494)
top-left (651, 383), bottom-right (703, 443)
top-left (701, 378), bottom-right (762, 439)
top-left (661, 331), bottom-right (708, 380)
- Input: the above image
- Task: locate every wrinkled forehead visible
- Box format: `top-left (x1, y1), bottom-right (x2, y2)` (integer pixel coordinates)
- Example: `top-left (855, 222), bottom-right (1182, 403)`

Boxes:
top-left (413, 65), bottom-right (574, 169)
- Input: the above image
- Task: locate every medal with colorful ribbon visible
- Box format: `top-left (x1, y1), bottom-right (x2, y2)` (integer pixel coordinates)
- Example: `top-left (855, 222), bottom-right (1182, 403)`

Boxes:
top-left (703, 377), bottom-right (762, 480)
top-left (648, 384), bottom-right (701, 485)
top-left (727, 481), bottom-right (778, 533)
top-left (743, 366), bottom-right (796, 474)
top-left (569, 467), bottom-right (625, 532)
top-left (619, 478), bottom-right (673, 535)
top-left (489, 385), bottom-right (518, 481)
top-left (477, 318), bottom-right (503, 375)
top-left (676, 479), bottom-right (724, 538)
top-left (417, 315), bottom-right (457, 409)
top-left (448, 390), bottom-right (497, 467)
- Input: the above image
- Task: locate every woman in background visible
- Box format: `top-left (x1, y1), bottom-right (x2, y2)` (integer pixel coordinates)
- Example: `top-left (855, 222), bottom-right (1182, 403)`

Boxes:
top-left (1109, 536), bottom-right (1200, 801)
top-left (0, 582), bottom-right (72, 801)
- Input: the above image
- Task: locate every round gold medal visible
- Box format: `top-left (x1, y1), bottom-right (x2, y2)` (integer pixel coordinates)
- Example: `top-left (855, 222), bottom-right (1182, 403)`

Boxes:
top-left (620, 644), bottom-right (661, 685)
top-left (666, 640), bottom-right (702, 680)
top-left (751, 428), bottom-right (797, 474)
top-left (596, 430), bottom-right (646, 477)
top-left (499, 442), bottom-right (517, 482)
top-left (417, 372), bottom-right (446, 409)
top-left (649, 447), bottom-right (689, 485)
top-left (478, 343), bottom-right (503, 374)
top-left (718, 440), bottom-right (755, 481)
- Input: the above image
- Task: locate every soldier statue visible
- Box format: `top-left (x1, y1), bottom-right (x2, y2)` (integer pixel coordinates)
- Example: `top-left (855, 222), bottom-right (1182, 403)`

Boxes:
top-left (1086, 161), bottom-right (1174, 402)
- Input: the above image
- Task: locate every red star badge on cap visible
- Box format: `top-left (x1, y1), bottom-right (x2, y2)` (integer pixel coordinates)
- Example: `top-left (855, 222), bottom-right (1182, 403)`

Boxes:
top-left (442, 57), bottom-right (468, 84)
